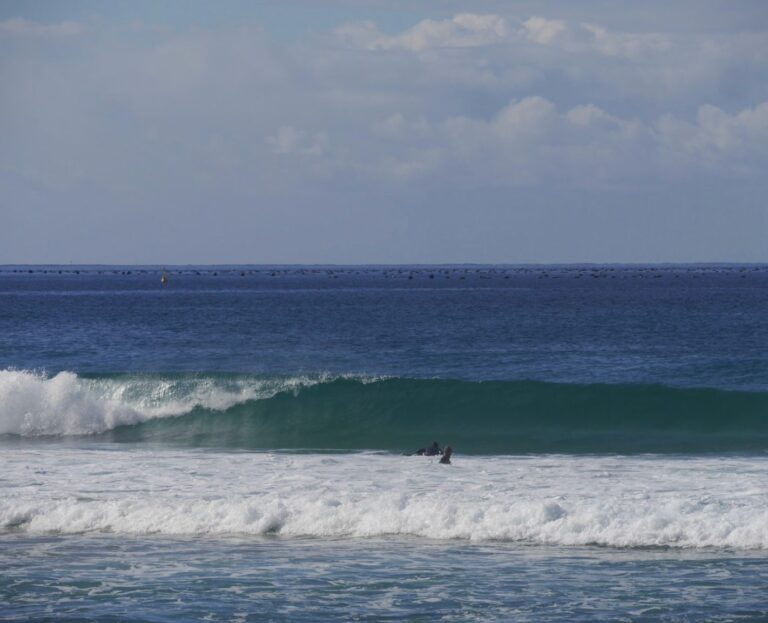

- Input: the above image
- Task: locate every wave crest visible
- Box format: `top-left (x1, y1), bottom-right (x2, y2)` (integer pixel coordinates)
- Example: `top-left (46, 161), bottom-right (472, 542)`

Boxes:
top-left (3, 370), bottom-right (768, 453)
top-left (0, 369), bottom-right (327, 436)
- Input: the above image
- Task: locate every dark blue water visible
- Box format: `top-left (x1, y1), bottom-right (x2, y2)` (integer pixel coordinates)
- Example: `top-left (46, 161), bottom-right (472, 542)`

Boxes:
top-left (3, 264), bottom-right (768, 388)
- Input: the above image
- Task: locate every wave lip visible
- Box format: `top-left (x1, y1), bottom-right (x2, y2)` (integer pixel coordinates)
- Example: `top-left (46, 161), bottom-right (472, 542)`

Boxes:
top-left (3, 370), bottom-right (768, 454)
top-left (0, 369), bottom-right (330, 437)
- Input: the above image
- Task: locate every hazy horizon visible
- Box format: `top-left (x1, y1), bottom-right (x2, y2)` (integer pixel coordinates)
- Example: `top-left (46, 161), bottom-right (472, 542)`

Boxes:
top-left (3, 262), bottom-right (768, 270)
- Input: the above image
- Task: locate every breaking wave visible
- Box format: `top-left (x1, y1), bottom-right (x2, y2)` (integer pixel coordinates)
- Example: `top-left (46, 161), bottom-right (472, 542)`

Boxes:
top-left (2, 369), bottom-right (768, 453)
top-left (2, 451), bottom-right (767, 549)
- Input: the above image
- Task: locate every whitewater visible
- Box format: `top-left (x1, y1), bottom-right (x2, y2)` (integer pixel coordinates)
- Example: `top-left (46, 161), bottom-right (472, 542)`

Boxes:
top-left (4, 367), bottom-right (767, 550)
top-left (3, 446), bottom-right (766, 549)
top-left (0, 368), bottom-right (331, 436)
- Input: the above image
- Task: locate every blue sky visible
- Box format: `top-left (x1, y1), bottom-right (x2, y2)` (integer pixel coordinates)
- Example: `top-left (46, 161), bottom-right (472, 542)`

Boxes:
top-left (2, 1), bottom-right (767, 263)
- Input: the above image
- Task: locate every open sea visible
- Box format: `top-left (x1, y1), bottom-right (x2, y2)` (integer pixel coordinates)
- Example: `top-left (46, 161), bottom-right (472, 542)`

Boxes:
top-left (1, 264), bottom-right (767, 621)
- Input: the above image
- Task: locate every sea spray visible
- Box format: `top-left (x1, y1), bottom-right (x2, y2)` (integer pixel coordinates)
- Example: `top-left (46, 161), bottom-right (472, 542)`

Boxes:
top-left (0, 369), bottom-right (331, 436)
top-left (2, 449), bottom-right (767, 549)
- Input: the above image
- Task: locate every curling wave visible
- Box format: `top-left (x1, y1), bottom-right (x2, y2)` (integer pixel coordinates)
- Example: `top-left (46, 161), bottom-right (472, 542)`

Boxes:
top-left (0, 369), bottom-right (329, 437)
top-left (2, 369), bottom-right (768, 453)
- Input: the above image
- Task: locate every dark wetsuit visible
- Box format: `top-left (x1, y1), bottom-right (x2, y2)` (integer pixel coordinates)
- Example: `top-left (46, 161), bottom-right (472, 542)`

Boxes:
top-left (415, 442), bottom-right (442, 456)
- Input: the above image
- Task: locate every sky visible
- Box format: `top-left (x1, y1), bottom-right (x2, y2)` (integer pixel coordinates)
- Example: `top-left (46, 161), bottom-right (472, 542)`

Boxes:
top-left (1, 0), bottom-right (767, 264)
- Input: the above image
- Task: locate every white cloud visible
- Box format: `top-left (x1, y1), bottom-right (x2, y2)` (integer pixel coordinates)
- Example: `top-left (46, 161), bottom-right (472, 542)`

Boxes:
top-left (328, 12), bottom-right (768, 115)
top-left (521, 16), bottom-right (672, 59)
top-left (372, 114), bottom-right (431, 140)
top-left (2, 11), bottom-right (768, 244)
top-left (522, 17), bottom-right (567, 45)
top-left (1, 4), bottom-right (767, 262)
top-left (430, 97), bottom-right (650, 187)
top-left (658, 101), bottom-right (768, 174)
top-left (324, 97), bottom-right (767, 189)
top-left (293, 96), bottom-right (654, 187)
top-left (494, 96), bottom-right (558, 139)
top-left (335, 13), bottom-right (509, 51)
top-left (336, 13), bottom-right (678, 60)
top-left (0, 17), bottom-right (86, 37)
top-left (268, 126), bottom-right (328, 156)
top-left (567, 104), bottom-right (616, 128)
top-left (582, 23), bottom-right (672, 59)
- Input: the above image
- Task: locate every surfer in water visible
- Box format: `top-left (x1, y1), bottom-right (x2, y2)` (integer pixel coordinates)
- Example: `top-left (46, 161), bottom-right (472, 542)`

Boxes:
top-left (439, 446), bottom-right (453, 464)
top-left (414, 441), bottom-right (442, 456)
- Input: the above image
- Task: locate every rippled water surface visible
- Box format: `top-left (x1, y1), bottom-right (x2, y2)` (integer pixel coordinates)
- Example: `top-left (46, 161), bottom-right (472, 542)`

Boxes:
top-left (3, 535), bottom-right (768, 622)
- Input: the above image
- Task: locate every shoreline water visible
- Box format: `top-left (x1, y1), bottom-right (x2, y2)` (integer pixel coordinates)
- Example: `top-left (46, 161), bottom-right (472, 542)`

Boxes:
top-left (4, 533), bottom-right (768, 622)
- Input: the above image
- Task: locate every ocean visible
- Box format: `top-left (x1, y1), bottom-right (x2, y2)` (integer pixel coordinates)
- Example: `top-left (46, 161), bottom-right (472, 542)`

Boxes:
top-left (1, 265), bottom-right (767, 621)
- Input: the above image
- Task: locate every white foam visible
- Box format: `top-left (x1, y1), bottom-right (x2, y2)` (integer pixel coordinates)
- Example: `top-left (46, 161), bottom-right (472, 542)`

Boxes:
top-left (1, 449), bottom-right (766, 549)
top-left (0, 369), bottom-right (330, 436)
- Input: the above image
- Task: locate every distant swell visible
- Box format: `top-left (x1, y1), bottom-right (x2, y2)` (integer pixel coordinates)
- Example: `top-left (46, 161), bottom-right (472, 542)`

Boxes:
top-left (2, 370), bottom-right (768, 453)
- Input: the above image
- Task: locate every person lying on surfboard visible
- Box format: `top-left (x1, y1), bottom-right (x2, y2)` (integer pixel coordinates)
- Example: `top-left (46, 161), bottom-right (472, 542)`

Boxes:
top-left (414, 441), bottom-right (442, 456)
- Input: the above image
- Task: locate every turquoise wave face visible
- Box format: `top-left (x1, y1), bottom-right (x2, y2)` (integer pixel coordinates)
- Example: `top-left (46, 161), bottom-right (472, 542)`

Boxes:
top-left (98, 376), bottom-right (768, 454)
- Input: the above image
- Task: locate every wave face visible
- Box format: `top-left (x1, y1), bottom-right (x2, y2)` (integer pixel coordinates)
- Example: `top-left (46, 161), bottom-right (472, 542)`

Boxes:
top-left (2, 369), bottom-right (768, 454)
top-left (0, 369), bottom-right (330, 436)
